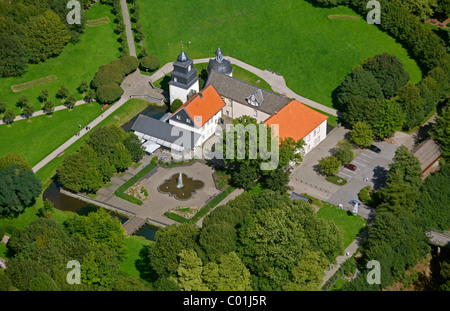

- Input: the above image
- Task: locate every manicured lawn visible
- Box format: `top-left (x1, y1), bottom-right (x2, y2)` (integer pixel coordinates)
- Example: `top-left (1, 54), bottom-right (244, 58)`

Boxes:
top-left (326, 175), bottom-right (348, 186)
top-left (139, 0), bottom-right (422, 109)
top-left (34, 98), bottom-right (153, 187)
top-left (316, 202), bottom-right (366, 248)
top-left (120, 235), bottom-right (152, 279)
top-left (0, 3), bottom-right (120, 114)
top-left (0, 103), bottom-right (103, 168)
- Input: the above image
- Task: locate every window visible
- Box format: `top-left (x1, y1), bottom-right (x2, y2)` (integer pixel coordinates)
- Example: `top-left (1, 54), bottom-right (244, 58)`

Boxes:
top-left (314, 137), bottom-right (320, 146)
top-left (227, 99), bottom-right (232, 106)
top-left (317, 125), bottom-right (320, 133)
top-left (188, 65), bottom-right (191, 71)
top-left (306, 134), bottom-right (310, 142)
top-left (174, 77), bottom-right (177, 82)
top-left (186, 119), bottom-right (191, 123)
top-left (307, 145), bottom-right (310, 152)
top-left (254, 109), bottom-right (258, 117)
top-left (314, 129), bottom-right (317, 136)
top-left (176, 115), bottom-right (180, 120)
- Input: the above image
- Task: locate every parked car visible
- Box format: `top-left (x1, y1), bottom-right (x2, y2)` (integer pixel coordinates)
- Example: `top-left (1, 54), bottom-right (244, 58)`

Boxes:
top-left (344, 163), bottom-right (357, 171)
top-left (369, 144), bottom-right (381, 154)
top-left (349, 200), bottom-right (360, 206)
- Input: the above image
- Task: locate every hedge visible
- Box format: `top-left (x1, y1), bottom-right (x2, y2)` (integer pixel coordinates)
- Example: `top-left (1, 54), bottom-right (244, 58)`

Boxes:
top-left (114, 156), bottom-right (158, 205)
top-left (164, 186), bottom-right (236, 224)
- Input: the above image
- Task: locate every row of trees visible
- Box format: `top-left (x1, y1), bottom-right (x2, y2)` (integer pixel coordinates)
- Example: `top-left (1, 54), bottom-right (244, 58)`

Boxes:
top-left (0, 210), bottom-right (150, 291)
top-left (0, 0), bottom-right (92, 77)
top-left (137, 189), bottom-right (343, 291)
top-left (56, 124), bottom-right (145, 193)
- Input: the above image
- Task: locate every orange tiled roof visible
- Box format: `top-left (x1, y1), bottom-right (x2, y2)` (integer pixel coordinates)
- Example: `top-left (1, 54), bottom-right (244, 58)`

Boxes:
top-left (171, 84), bottom-right (225, 127)
top-left (264, 99), bottom-right (328, 142)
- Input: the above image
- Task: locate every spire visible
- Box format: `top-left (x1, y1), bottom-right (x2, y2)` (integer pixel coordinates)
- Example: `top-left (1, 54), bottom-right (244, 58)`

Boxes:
top-left (215, 47), bottom-right (223, 63)
top-left (177, 47), bottom-right (189, 62)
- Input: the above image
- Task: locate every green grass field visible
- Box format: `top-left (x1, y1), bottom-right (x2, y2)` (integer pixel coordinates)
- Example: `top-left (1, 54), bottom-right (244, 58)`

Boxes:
top-left (316, 202), bottom-right (366, 248)
top-left (0, 3), bottom-right (120, 114)
top-left (0, 104), bottom-right (103, 167)
top-left (139, 0), bottom-right (422, 108)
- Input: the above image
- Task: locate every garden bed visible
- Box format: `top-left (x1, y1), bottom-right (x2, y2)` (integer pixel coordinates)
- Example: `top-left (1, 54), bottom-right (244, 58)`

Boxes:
top-left (11, 75), bottom-right (58, 92)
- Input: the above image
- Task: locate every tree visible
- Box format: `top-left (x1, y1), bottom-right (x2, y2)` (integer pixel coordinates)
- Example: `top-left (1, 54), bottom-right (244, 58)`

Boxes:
top-left (86, 125), bottom-right (127, 158)
top-left (78, 81), bottom-right (89, 94)
top-left (0, 102), bottom-right (7, 115)
top-left (351, 121), bottom-right (373, 147)
top-left (0, 153), bottom-right (32, 171)
top-left (279, 137), bottom-right (305, 168)
top-left (335, 139), bottom-right (354, 164)
top-left (37, 198), bottom-right (55, 218)
top-left (22, 103), bottom-right (34, 119)
top-left (56, 152), bottom-right (102, 193)
top-left (264, 167), bottom-right (290, 193)
top-left (57, 85), bottom-right (69, 99)
top-left (430, 103), bottom-right (450, 159)
top-left (0, 164), bottom-right (43, 217)
top-left (120, 55), bottom-right (139, 74)
top-left (148, 223), bottom-right (200, 277)
top-left (110, 142), bottom-right (132, 171)
top-left (38, 89), bottom-right (49, 103)
top-left (400, 0), bottom-right (438, 20)
top-left (3, 109), bottom-right (16, 125)
top-left (123, 133), bottom-right (145, 162)
top-left (96, 83), bottom-right (124, 104)
top-left (371, 100), bottom-right (404, 138)
top-left (140, 55), bottom-right (160, 71)
top-left (85, 89), bottom-right (96, 103)
top-left (170, 99), bottom-right (183, 113)
top-left (64, 209), bottom-right (127, 260)
top-left (361, 53), bottom-right (410, 99)
top-left (199, 222), bottom-right (237, 262)
top-left (318, 155), bottom-right (341, 176)
top-left (283, 250), bottom-right (329, 291)
top-left (396, 83), bottom-right (425, 129)
top-left (336, 68), bottom-right (384, 110)
top-left (65, 94), bottom-right (77, 109)
top-left (202, 252), bottom-right (252, 291)
top-left (43, 100), bottom-right (55, 115)
top-left (0, 33), bottom-right (29, 77)
top-left (176, 249), bottom-right (208, 291)
top-left (232, 164), bottom-right (257, 189)
top-left (16, 95), bottom-right (29, 108)
top-left (91, 68), bottom-right (123, 89)
top-left (386, 145), bottom-right (422, 189)
top-left (22, 10), bottom-right (71, 63)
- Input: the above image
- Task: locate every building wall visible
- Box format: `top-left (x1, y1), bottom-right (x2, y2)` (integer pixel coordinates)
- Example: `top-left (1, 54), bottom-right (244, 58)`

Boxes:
top-left (220, 97), bottom-right (270, 123)
top-left (169, 110), bottom-right (222, 146)
top-left (302, 119), bottom-right (327, 155)
top-left (169, 80), bottom-right (199, 104)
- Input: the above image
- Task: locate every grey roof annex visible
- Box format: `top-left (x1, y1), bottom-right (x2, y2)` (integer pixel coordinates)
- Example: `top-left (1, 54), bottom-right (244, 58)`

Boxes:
top-left (206, 70), bottom-right (291, 115)
top-left (131, 114), bottom-right (200, 150)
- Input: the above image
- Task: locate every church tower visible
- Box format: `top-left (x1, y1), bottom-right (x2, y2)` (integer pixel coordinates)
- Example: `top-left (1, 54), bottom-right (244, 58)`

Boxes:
top-left (169, 49), bottom-right (199, 105)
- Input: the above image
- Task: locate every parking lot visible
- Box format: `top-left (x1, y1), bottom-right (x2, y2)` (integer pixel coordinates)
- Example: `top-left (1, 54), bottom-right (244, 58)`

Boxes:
top-left (327, 140), bottom-right (398, 221)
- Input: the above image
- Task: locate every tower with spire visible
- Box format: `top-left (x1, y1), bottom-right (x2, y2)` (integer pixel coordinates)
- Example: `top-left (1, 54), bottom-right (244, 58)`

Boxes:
top-left (207, 47), bottom-right (233, 77)
top-left (169, 48), bottom-right (199, 105)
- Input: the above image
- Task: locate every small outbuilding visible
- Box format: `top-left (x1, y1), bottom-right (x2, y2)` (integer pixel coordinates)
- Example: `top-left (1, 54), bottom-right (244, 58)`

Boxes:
top-left (412, 138), bottom-right (442, 178)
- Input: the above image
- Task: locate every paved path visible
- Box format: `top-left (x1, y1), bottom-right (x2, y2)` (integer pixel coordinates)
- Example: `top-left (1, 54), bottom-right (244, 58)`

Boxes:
top-left (120, 0), bottom-right (136, 57)
top-left (150, 57), bottom-right (340, 117)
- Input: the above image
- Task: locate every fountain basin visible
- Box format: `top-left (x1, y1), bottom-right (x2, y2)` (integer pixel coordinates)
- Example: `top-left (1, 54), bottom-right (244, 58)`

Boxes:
top-left (158, 173), bottom-right (204, 200)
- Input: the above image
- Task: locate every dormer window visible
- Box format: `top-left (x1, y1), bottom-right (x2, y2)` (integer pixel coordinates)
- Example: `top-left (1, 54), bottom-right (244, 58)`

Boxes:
top-left (176, 115), bottom-right (181, 120)
top-left (187, 119), bottom-right (191, 123)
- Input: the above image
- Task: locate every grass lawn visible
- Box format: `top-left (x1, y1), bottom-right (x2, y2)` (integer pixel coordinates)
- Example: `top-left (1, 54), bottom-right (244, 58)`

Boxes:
top-left (0, 103), bottom-right (103, 168)
top-left (35, 98), bottom-right (153, 187)
top-left (326, 174), bottom-right (348, 186)
top-left (316, 202), bottom-right (366, 248)
top-left (120, 235), bottom-right (152, 279)
top-left (139, 0), bottom-right (422, 109)
top-left (0, 2), bottom-right (120, 114)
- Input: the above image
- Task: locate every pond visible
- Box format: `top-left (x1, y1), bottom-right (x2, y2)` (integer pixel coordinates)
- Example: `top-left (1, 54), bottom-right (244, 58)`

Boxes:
top-left (43, 182), bottom-right (158, 241)
top-left (121, 104), bottom-right (169, 132)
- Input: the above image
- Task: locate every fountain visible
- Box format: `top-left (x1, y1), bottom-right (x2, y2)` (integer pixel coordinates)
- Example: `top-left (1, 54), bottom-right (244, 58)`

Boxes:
top-left (177, 172), bottom-right (184, 189)
top-left (158, 173), bottom-right (204, 200)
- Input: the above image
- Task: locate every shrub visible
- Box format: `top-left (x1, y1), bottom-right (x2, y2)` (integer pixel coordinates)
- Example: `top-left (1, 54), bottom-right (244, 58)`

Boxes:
top-left (140, 55), bottom-right (160, 71)
top-left (358, 186), bottom-right (373, 206)
top-left (96, 83), bottom-right (124, 104)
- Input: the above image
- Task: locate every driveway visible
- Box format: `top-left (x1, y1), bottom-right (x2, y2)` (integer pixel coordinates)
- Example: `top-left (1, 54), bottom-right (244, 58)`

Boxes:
top-left (289, 126), bottom-right (350, 201)
top-left (327, 140), bottom-right (398, 221)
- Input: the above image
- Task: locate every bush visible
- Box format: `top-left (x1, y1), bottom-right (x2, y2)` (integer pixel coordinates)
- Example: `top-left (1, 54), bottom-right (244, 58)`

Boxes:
top-left (120, 55), bottom-right (139, 74)
top-left (358, 186), bottom-right (373, 206)
top-left (96, 83), bottom-right (124, 104)
top-left (140, 55), bottom-right (160, 71)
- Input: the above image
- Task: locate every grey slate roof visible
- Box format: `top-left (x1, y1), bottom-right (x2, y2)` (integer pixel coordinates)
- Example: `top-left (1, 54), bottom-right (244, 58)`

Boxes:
top-left (131, 114), bottom-right (200, 150)
top-left (412, 138), bottom-right (442, 172)
top-left (206, 70), bottom-right (291, 115)
top-left (208, 48), bottom-right (233, 76)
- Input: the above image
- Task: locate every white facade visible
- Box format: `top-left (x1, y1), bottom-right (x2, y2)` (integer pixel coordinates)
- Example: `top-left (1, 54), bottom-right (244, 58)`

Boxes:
top-left (221, 97), bottom-right (270, 124)
top-left (302, 119), bottom-right (327, 155)
top-left (169, 110), bottom-right (222, 146)
top-left (169, 79), bottom-right (199, 105)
